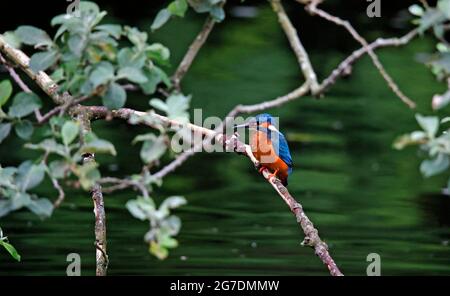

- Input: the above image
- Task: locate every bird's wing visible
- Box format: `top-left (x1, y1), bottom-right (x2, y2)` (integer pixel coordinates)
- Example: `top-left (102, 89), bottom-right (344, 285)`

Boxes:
top-left (272, 130), bottom-right (293, 173)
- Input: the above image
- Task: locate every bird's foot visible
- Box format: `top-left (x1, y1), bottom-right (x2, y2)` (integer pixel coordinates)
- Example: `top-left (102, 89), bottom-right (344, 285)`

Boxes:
top-left (258, 166), bottom-right (267, 174)
top-left (267, 169), bottom-right (279, 183)
top-left (267, 172), bottom-right (277, 182)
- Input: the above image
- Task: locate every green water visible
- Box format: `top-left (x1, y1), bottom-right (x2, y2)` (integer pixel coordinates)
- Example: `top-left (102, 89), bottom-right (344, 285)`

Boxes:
top-left (0, 6), bottom-right (449, 276)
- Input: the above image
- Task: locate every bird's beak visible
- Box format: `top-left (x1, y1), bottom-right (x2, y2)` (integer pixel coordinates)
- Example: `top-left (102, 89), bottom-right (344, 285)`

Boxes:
top-left (233, 123), bottom-right (250, 130)
top-left (234, 119), bottom-right (257, 131)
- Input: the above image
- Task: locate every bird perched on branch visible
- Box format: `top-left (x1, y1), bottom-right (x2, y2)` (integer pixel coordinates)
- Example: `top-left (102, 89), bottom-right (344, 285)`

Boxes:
top-left (234, 113), bottom-right (293, 186)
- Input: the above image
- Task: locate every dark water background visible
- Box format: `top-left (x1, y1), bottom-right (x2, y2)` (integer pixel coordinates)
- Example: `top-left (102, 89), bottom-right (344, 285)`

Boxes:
top-left (0, 0), bottom-right (449, 275)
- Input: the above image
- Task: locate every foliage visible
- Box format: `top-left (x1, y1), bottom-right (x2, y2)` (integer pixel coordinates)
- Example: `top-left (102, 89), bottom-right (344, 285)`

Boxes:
top-left (0, 227), bottom-right (21, 261)
top-left (409, 0), bottom-right (450, 110)
top-left (0, 1), bottom-right (196, 259)
top-left (151, 0), bottom-right (226, 31)
top-left (126, 196), bottom-right (186, 259)
top-left (395, 114), bottom-right (450, 190)
top-left (395, 1), bottom-right (450, 191)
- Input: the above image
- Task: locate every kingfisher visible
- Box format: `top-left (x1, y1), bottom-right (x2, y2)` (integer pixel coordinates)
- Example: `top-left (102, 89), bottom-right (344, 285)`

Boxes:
top-left (234, 113), bottom-right (293, 186)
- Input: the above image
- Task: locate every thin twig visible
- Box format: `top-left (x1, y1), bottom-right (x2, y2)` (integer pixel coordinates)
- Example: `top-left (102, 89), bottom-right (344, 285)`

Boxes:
top-left (227, 83), bottom-right (309, 117)
top-left (98, 177), bottom-right (149, 199)
top-left (172, 15), bottom-right (218, 90)
top-left (0, 53), bottom-right (32, 93)
top-left (51, 177), bottom-right (65, 208)
top-left (37, 96), bottom-right (90, 124)
top-left (320, 29), bottom-right (418, 92)
top-left (305, 0), bottom-right (416, 108)
top-left (153, 149), bottom-right (196, 179)
top-left (271, 0), bottom-right (319, 94)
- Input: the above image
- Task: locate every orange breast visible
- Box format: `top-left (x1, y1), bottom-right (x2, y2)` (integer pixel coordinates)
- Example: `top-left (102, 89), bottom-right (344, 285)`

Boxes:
top-left (251, 131), bottom-right (290, 184)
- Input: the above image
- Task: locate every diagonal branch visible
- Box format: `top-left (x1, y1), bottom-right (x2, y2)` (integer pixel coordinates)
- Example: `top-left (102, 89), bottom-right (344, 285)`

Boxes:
top-left (72, 105), bottom-right (344, 275)
top-left (304, 0), bottom-right (416, 108)
top-left (153, 83), bottom-right (310, 179)
top-left (270, 0), bottom-right (320, 94)
top-left (0, 53), bottom-right (32, 93)
top-left (319, 29), bottom-right (418, 92)
top-left (260, 165), bottom-right (343, 276)
top-left (0, 36), bottom-right (65, 105)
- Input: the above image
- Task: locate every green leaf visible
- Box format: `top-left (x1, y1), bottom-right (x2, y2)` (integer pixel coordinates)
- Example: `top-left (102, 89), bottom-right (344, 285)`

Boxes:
top-left (50, 68), bottom-right (65, 83)
top-left (73, 162), bottom-right (101, 190)
top-left (10, 192), bottom-right (32, 211)
top-left (154, 66), bottom-right (171, 87)
top-left (146, 43), bottom-right (170, 64)
top-left (140, 68), bottom-right (162, 95)
top-left (159, 234), bottom-right (178, 249)
top-left (79, 1), bottom-right (100, 16)
top-left (51, 14), bottom-right (72, 26)
top-left (420, 153), bottom-right (450, 177)
top-left (408, 4), bottom-right (424, 16)
top-left (0, 166), bottom-right (16, 188)
top-left (8, 92), bottom-right (42, 118)
top-left (210, 5), bottom-right (225, 22)
top-left (189, 0), bottom-right (214, 13)
top-left (160, 196), bottom-right (187, 212)
top-left (140, 136), bottom-right (167, 164)
top-left (61, 121), bottom-right (79, 146)
top-left (25, 138), bottom-right (67, 157)
top-left (151, 9), bottom-right (172, 31)
top-left (96, 24), bottom-right (122, 39)
top-left (81, 139), bottom-right (117, 156)
top-left (149, 240), bottom-right (168, 260)
top-left (438, 0), bottom-right (450, 18)
top-left (125, 27), bottom-right (148, 49)
top-left (15, 26), bottom-right (52, 47)
top-left (0, 241), bottom-right (21, 262)
top-left (158, 196), bottom-right (186, 220)
top-left (432, 90), bottom-right (450, 110)
top-left (14, 120), bottom-right (34, 140)
top-left (168, 0), bottom-right (188, 17)
top-left (29, 50), bottom-right (59, 72)
top-left (102, 82), bottom-right (126, 109)
top-left (0, 123), bottom-right (12, 144)
top-left (163, 93), bottom-right (191, 122)
top-left (68, 34), bottom-right (86, 57)
top-left (133, 133), bottom-right (157, 144)
top-left (393, 131), bottom-right (427, 150)
top-left (415, 114), bottom-right (439, 138)
top-left (89, 62), bottom-right (115, 88)
top-left (2, 31), bottom-right (21, 48)
top-left (26, 198), bottom-right (53, 218)
top-left (126, 198), bottom-right (156, 221)
top-left (16, 162), bottom-right (46, 191)
top-left (418, 9), bottom-right (446, 34)
top-left (49, 160), bottom-right (69, 179)
top-left (117, 48), bottom-right (146, 69)
top-left (0, 80), bottom-right (13, 107)
top-left (162, 215), bottom-right (182, 236)
top-left (149, 98), bottom-right (168, 112)
top-left (437, 43), bottom-right (449, 53)
top-left (117, 67), bottom-right (148, 84)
